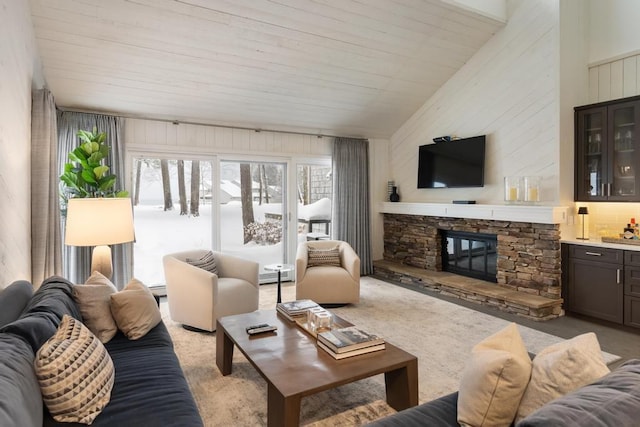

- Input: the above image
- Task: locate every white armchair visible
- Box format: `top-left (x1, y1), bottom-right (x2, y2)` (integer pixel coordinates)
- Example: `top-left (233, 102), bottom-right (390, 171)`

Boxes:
top-left (162, 250), bottom-right (259, 331)
top-left (295, 240), bottom-right (360, 304)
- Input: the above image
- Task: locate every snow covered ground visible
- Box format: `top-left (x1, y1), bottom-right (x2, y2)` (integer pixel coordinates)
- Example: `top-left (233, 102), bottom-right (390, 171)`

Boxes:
top-left (133, 201), bottom-right (295, 286)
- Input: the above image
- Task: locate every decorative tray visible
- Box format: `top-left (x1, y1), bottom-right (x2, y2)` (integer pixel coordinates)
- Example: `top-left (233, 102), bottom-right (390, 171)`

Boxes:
top-left (601, 236), bottom-right (640, 246)
top-left (293, 314), bottom-right (350, 339)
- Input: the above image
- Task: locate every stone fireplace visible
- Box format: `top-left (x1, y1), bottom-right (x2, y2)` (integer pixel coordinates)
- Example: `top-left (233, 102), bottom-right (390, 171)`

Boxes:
top-left (380, 213), bottom-right (562, 299)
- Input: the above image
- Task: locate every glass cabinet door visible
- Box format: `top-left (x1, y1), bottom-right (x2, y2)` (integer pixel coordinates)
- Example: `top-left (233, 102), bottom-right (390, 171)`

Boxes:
top-left (576, 107), bottom-right (607, 200)
top-left (609, 101), bottom-right (640, 201)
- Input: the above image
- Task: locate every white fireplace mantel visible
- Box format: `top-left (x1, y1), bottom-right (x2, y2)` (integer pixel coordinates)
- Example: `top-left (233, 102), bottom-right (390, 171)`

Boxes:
top-left (379, 202), bottom-right (569, 224)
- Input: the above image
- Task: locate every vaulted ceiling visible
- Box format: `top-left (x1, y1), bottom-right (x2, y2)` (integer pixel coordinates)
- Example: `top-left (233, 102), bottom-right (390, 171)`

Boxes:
top-left (29, 0), bottom-right (504, 138)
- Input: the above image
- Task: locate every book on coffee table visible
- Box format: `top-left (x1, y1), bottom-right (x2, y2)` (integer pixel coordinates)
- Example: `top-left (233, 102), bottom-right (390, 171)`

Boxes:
top-left (317, 326), bottom-right (384, 353)
top-left (317, 340), bottom-right (386, 359)
top-left (276, 299), bottom-right (319, 321)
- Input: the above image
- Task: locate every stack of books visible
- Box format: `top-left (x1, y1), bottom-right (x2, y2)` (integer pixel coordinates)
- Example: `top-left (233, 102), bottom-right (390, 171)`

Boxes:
top-left (317, 326), bottom-right (385, 359)
top-left (276, 299), bottom-right (319, 322)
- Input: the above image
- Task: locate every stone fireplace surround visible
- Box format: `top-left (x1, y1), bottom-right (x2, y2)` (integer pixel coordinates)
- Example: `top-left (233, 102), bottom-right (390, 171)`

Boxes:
top-left (374, 203), bottom-right (567, 320)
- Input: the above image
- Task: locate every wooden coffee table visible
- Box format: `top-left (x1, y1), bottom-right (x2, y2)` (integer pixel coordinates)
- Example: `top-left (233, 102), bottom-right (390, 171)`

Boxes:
top-left (216, 310), bottom-right (418, 427)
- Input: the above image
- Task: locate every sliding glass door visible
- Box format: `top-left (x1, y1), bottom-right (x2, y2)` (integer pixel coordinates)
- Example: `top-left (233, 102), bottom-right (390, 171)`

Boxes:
top-left (296, 162), bottom-right (333, 241)
top-left (219, 160), bottom-right (287, 282)
top-left (131, 157), bottom-right (213, 286)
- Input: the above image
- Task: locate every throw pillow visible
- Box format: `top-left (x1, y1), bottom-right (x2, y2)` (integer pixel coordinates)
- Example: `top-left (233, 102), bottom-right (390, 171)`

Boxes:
top-left (110, 278), bottom-right (161, 340)
top-left (517, 359), bottom-right (640, 427)
top-left (457, 322), bottom-right (532, 427)
top-left (515, 332), bottom-right (610, 422)
top-left (73, 271), bottom-right (118, 343)
top-left (35, 314), bottom-right (114, 424)
top-left (307, 246), bottom-right (341, 267)
top-left (186, 250), bottom-right (218, 275)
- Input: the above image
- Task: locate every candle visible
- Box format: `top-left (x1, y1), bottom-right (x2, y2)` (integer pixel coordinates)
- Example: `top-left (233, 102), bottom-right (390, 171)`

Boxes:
top-left (528, 188), bottom-right (538, 202)
top-left (509, 187), bottom-right (518, 201)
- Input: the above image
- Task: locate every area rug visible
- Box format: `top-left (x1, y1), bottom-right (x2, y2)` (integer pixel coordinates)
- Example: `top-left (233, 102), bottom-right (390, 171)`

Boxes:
top-left (160, 276), bottom-right (619, 426)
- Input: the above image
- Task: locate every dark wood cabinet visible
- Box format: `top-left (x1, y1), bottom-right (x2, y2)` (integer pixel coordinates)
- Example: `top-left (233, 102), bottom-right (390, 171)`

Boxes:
top-left (563, 243), bottom-right (640, 328)
top-left (575, 96), bottom-right (640, 201)
top-left (565, 245), bottom-right (623, 324)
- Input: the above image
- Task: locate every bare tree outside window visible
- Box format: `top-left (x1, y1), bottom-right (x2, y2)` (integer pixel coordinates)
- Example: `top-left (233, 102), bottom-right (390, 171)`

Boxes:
top-left (240, 163), bottom-right (255, 243)
top-left (190, 160), bottom-right (200, 216)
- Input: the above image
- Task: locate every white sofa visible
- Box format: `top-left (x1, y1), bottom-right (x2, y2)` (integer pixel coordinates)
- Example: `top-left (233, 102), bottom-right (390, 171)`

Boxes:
top-left (163, 250), bottom-right (259, 331)
top-left (295, 240), bottom-right (360, 304)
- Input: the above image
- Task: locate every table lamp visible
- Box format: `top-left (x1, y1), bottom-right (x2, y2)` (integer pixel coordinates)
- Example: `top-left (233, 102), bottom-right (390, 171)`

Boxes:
top-left (577, 206), bottom-right (589, 240)
top-left (65, 197), bottom-right (135, 279)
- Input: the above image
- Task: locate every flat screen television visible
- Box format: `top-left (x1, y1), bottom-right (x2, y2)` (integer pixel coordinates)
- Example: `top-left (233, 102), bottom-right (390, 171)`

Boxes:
top-left (417, 135), bottom-right (486, 188)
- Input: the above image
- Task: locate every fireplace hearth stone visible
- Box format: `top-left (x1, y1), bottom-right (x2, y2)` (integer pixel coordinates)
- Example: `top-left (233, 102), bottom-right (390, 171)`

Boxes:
top-left (373, 259), bottom-right (563, 321)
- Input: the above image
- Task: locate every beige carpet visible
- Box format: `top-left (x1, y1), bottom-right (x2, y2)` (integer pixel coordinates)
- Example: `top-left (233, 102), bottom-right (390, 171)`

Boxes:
top-left (160, 277), bottom-right (619, 426)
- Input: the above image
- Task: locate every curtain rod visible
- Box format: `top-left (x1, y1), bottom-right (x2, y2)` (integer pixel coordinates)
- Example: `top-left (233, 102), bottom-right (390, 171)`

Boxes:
top-left (57, 107), bottom-right (362, 140)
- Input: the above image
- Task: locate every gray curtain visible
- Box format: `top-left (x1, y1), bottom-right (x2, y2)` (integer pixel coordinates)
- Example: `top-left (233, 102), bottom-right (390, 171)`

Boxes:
top-left (31, 88), bottom-right (62, 286)
top-left (332, 137), bottom-right (373, 275)
top-left (57, 111), bottom-right (132, 288)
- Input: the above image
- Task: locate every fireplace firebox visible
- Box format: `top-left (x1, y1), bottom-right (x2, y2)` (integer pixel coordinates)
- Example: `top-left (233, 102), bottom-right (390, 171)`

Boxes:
top-left (441, 230), bottom-right (497, 282)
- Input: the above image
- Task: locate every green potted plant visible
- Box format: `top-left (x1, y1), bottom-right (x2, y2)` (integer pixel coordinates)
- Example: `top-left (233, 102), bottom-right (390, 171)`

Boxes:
top-left (60, 127), bottom-right (128, 207)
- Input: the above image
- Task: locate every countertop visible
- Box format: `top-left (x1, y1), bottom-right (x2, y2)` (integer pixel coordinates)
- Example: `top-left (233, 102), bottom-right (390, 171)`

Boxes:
top-left (561, 237), bottom-right (640, 252)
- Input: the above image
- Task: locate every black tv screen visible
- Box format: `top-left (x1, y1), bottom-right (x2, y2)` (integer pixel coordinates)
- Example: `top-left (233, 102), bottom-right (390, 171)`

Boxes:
top-left (417, 135), bottom-right (486, 188)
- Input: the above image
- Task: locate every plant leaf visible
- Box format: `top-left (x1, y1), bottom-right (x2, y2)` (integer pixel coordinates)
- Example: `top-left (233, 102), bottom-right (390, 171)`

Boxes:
top-left (93, 165), bottom-right (109, 179)
top-left (98, 176), bottom-right (116, 191)
top-left (81, 169), bottom-right (97, 184)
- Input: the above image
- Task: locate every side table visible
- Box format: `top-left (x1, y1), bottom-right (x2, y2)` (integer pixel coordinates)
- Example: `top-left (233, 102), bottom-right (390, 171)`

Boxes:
top-left (264, 263), bottom-right (294, 304)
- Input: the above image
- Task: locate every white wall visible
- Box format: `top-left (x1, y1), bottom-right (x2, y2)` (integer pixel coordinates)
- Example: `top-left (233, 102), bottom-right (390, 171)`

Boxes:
top-left (389, 0), bottom-right (560, 205)
top-left (0, 0), bottom-right (41, 287)
top-left (559, 0), bottom-right (589, 205)
top-left (589, 0), bottom-right (640, 64)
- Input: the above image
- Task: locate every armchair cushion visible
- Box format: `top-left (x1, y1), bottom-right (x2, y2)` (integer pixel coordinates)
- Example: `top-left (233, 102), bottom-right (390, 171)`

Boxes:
top-left (307, 245), bottom-right (341, 267)
top-left (186, 250), bottom-right (218, 275)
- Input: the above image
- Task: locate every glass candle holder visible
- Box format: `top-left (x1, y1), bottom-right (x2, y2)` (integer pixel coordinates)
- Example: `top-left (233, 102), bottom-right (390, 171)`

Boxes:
top-left (504, 176), bottom-right (522, 203)
top-left (308, 307), bottom-right (331, 331)
top-left (523, 176), bottom-right (541, 203)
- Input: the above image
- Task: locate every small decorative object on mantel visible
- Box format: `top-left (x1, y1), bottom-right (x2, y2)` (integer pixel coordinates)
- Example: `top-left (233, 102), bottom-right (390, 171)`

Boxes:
top-left (389, 186), bottom-right (400, 202)
top-left (523, 176), bottom-right (541, 204)
top-left (504, 176), bottom-right (522, 203)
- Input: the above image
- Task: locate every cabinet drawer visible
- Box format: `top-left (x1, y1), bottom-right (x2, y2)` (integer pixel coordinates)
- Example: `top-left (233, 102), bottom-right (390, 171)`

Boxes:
top-left (624, 295), bottom-right (640, 328)
top-left (569, 245), bottom-right (623, 263)
top-left (624, 250), bottom-right (640, 267)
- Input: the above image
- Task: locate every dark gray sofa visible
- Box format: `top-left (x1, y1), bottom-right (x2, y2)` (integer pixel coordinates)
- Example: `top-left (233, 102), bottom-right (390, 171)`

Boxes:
top-left (368, 359), bottom-right (640, 427)
top-left (0, 277), bottom-right (203, 427)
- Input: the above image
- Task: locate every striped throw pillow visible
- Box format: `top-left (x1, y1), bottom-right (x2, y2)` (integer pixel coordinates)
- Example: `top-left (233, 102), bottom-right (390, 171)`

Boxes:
top-left (35, 315), bottom-right (114, 424)
top-left (308, 246), bottom-right (341, 267)
top-left (186, 251), bottom-right (219, 275)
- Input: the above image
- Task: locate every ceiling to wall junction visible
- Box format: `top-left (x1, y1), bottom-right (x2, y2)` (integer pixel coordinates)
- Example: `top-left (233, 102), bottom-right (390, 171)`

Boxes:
top-left (28, 0), bottom-right (504, 138)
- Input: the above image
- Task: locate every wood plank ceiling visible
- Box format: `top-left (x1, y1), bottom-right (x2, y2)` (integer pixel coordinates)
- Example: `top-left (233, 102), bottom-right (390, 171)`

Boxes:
top-left (29, 0), bottom-right (504, 138)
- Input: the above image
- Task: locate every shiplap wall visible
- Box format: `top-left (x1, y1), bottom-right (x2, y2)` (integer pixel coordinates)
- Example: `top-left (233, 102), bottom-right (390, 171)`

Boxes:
top-left (0, 1), bottom-right (39, 287)
top-left (124, 118), bottom-right (332, 157)
top-left (389, 0), bottom-right (559, 204)
top-left (124, 117), bottom-right (389, 259)
top-left (588, 54), bottom-right (640, 103)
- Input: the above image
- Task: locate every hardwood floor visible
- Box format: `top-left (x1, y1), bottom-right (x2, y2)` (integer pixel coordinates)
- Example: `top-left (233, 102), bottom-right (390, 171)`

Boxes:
top-left (382, 278), bottom-right (640, 369)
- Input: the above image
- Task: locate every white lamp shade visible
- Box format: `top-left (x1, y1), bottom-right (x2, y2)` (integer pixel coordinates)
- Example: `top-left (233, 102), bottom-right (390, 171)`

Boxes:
top-left (65, 198), bottom-right (135, 246)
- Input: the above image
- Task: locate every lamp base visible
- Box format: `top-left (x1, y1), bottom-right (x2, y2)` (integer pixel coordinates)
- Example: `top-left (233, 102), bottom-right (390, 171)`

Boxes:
top-left (91, 245), bottom-right (113, 279)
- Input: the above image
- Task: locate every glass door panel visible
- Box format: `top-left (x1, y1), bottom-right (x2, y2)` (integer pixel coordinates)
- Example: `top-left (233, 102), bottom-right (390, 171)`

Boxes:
top-left (296, 163), bottom-right (333, 243)
top-left (611, 105), bottom-right (637, 198)
top-left (219, 161), bottom-right (287, 283)
top-left (576, 107), bottom-right (607, 200)
top-left (132, 158), bottom-right (213, 287)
